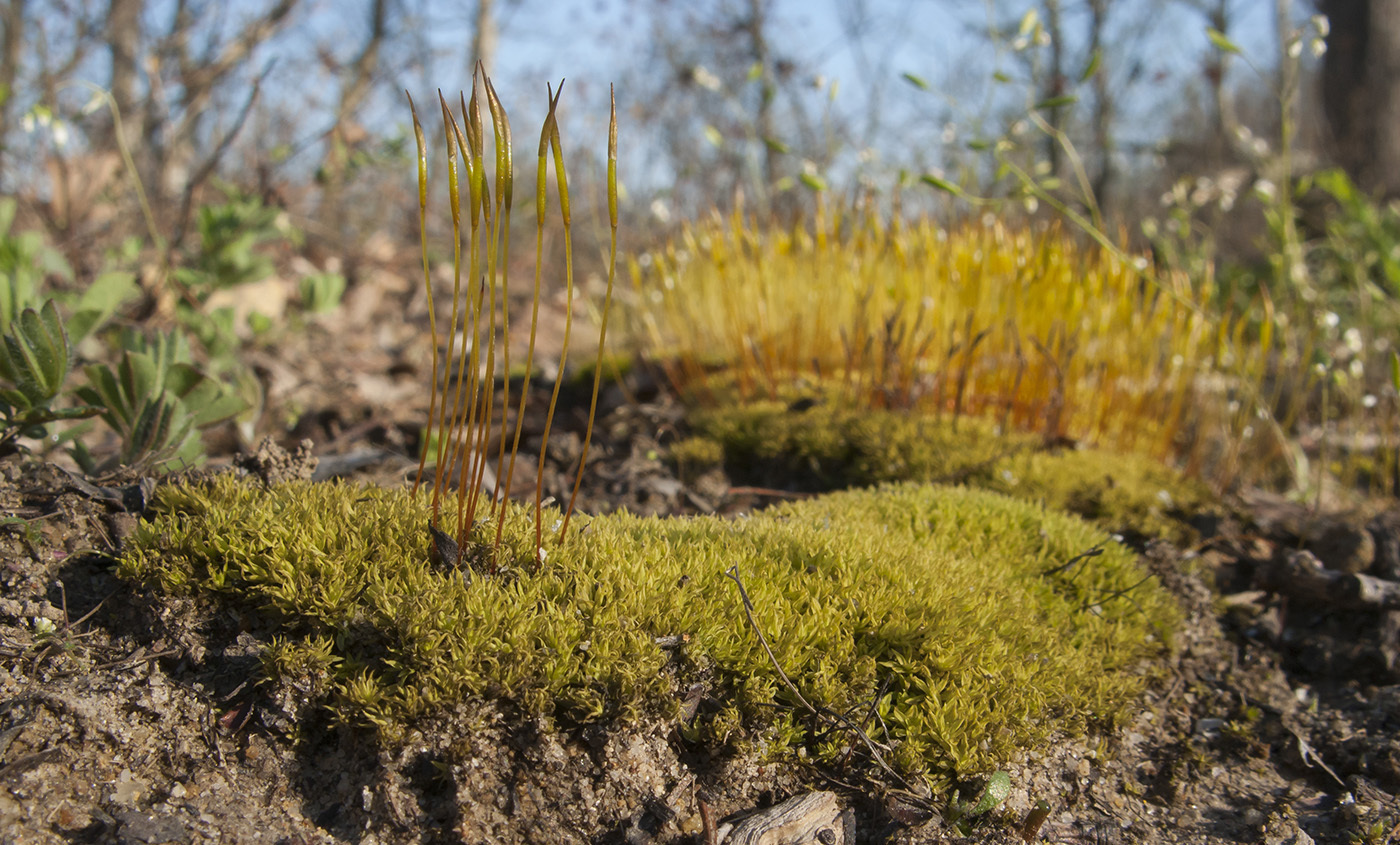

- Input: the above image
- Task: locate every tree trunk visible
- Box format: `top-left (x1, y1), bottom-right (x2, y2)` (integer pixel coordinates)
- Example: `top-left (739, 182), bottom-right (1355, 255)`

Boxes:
top-left (1321, 0), bottom-right (1400, 198)
top-left (107, 0), bottom-right (142, 127)
top-left (0, 0), bottom-right (26, 174)
top-left (472, 0), bottom-right (497, 77)
top-left (1041, 0), bottom-right (1065, 178)
top-left (746, 0), bottom-right (780, 218)
top-left (317, 0), bottom-right (387, 250)
top-left (1086, 0), bottom-right (1113, 215)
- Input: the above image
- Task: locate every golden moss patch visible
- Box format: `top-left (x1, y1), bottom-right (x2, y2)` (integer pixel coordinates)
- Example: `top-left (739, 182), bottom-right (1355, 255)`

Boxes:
top-left (624, 212), bottom-right (1227, 463)
top-left (674, 402), bottom-right (1211, 542)
top-left (122, 474), bottom-right (1177, 784)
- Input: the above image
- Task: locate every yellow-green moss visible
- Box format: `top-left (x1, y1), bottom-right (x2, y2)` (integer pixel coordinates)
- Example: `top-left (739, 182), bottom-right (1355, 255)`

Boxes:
top-left (681, 402), bottom-right (1212, 542)
top-left (122, 474), bottom-right (1178, 785)
top-left (680, 402), bottom-right (1036, 486)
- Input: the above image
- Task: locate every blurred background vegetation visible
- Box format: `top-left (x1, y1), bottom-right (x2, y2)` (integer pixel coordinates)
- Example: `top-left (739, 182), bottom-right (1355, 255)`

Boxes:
top-left (0, 0), bottom-right (1397, 498)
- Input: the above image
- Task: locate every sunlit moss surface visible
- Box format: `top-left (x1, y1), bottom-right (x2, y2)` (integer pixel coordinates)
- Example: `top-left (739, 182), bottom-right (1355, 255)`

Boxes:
top-left (672, 401), bottom-right (1212, 542)
top-left (123, 474), bottom-right (1178, 783)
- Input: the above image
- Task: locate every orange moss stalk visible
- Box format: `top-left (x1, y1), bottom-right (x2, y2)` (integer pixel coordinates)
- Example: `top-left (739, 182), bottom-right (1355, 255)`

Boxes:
top-left (497, 83), bottom-right (561, 551)
top-left (533, 81), bottom-right (573, 564)
top-left (560, 86), bottom-right (619, 541)
top-left (409, 71), bottom-right (614, 563)
top-left (407, 94), bottom-right (436, 501)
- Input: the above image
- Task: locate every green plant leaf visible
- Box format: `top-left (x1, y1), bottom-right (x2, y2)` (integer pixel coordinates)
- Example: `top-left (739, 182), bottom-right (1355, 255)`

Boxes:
top-left (25, 301), bottom-right (70, 396)
top-left (1080, 49), bottom-right (1102, 82)
top-left (126, 397), bottom-right (179, 464)
top-left (67, 270), bottom-right (137, 345)
top-left (1207, 28), bottom-right (1241, 54)
top-left (901, 72), bottom-right (931, 91)
top-left (118, 351), bottom-right (163, 417)
top-left (1390, 349), bottom-right (1399, 394)
top-left (970, 771), bottom-right (1012, 815)
top-left (1034, 95), bottom-right (1078, 110)
top-left (703, 125), bottom-right (723, 148)
top-left (1018, 8), bottom-right (1039, 36)
top-left (920, 174), bottom-right (964, 197)
top-left (0, 302), bottom-right (72, 410)
top-left (799, 172), bottom-right (828, 192)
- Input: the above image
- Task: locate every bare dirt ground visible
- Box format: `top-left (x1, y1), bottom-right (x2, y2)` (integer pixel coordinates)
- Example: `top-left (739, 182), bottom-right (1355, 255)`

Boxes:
top-left (2, 273), bottom-right (1399, 844)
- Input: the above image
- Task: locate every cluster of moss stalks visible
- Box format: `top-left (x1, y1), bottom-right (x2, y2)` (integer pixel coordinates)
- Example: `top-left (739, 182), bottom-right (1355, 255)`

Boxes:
top-left (122, 472), bottom-right (1179, 786)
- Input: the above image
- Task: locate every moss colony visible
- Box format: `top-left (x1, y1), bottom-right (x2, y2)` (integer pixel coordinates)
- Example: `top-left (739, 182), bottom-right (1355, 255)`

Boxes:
top-left (123, 474), bottom-right (1178, 786)
top-left (671, 401), bottom-right (1213, 543)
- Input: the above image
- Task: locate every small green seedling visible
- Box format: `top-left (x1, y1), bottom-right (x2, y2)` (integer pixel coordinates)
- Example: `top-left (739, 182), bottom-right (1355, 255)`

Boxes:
top-left (946, 770), bottom-right (1013, 834)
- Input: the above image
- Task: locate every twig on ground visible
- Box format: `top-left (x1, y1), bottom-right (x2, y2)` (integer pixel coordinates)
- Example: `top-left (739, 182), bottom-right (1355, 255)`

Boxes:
top-left (1042, 545), bottom-right (1104, 579)
top-left (724, 564), bottom-right (915, 791)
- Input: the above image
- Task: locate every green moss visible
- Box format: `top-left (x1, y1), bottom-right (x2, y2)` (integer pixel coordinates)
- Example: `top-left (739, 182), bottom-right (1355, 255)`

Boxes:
top-left (986, 447), bottom-right (1212, 543)
top-left (684, 401), bottom-right (1036, 488)
top-left (122, 474), bottom-right (1177, 785)
top-left (685, 402), bottom-right (1211, 542)
top-left (668, 436), bottom-right (725, 476)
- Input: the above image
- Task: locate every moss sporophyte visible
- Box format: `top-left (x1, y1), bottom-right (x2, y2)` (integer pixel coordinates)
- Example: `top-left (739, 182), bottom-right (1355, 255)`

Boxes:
top-left (406, 67), bottom-right (618, 571)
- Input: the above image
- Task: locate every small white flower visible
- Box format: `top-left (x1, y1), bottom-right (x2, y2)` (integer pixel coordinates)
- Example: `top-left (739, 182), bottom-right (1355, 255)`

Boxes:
top-left (1156, 490), bottom-right (1173, 506)
top-left (1311, 14), bottom-right (1329, 38)
top-left (1321, 311), bottom-right (1340, 329)
top-left (1363, 394), bottom-right (1379, 409)
top-left (1344, 327), bottom-right (1364, 354)
top-left (1132, 256), bottom-right (1149, 271)
top-left (32, 617), bottom-right (55, 636)
top-left (1253, 179), bottom-right (1277, 202)
top-left (1288, 38), bottom-right (1303, 59)
top-left (1310, 38), bottom-right (1327, 58)
top-left (1349, 358), bottom-right (1364, 378)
